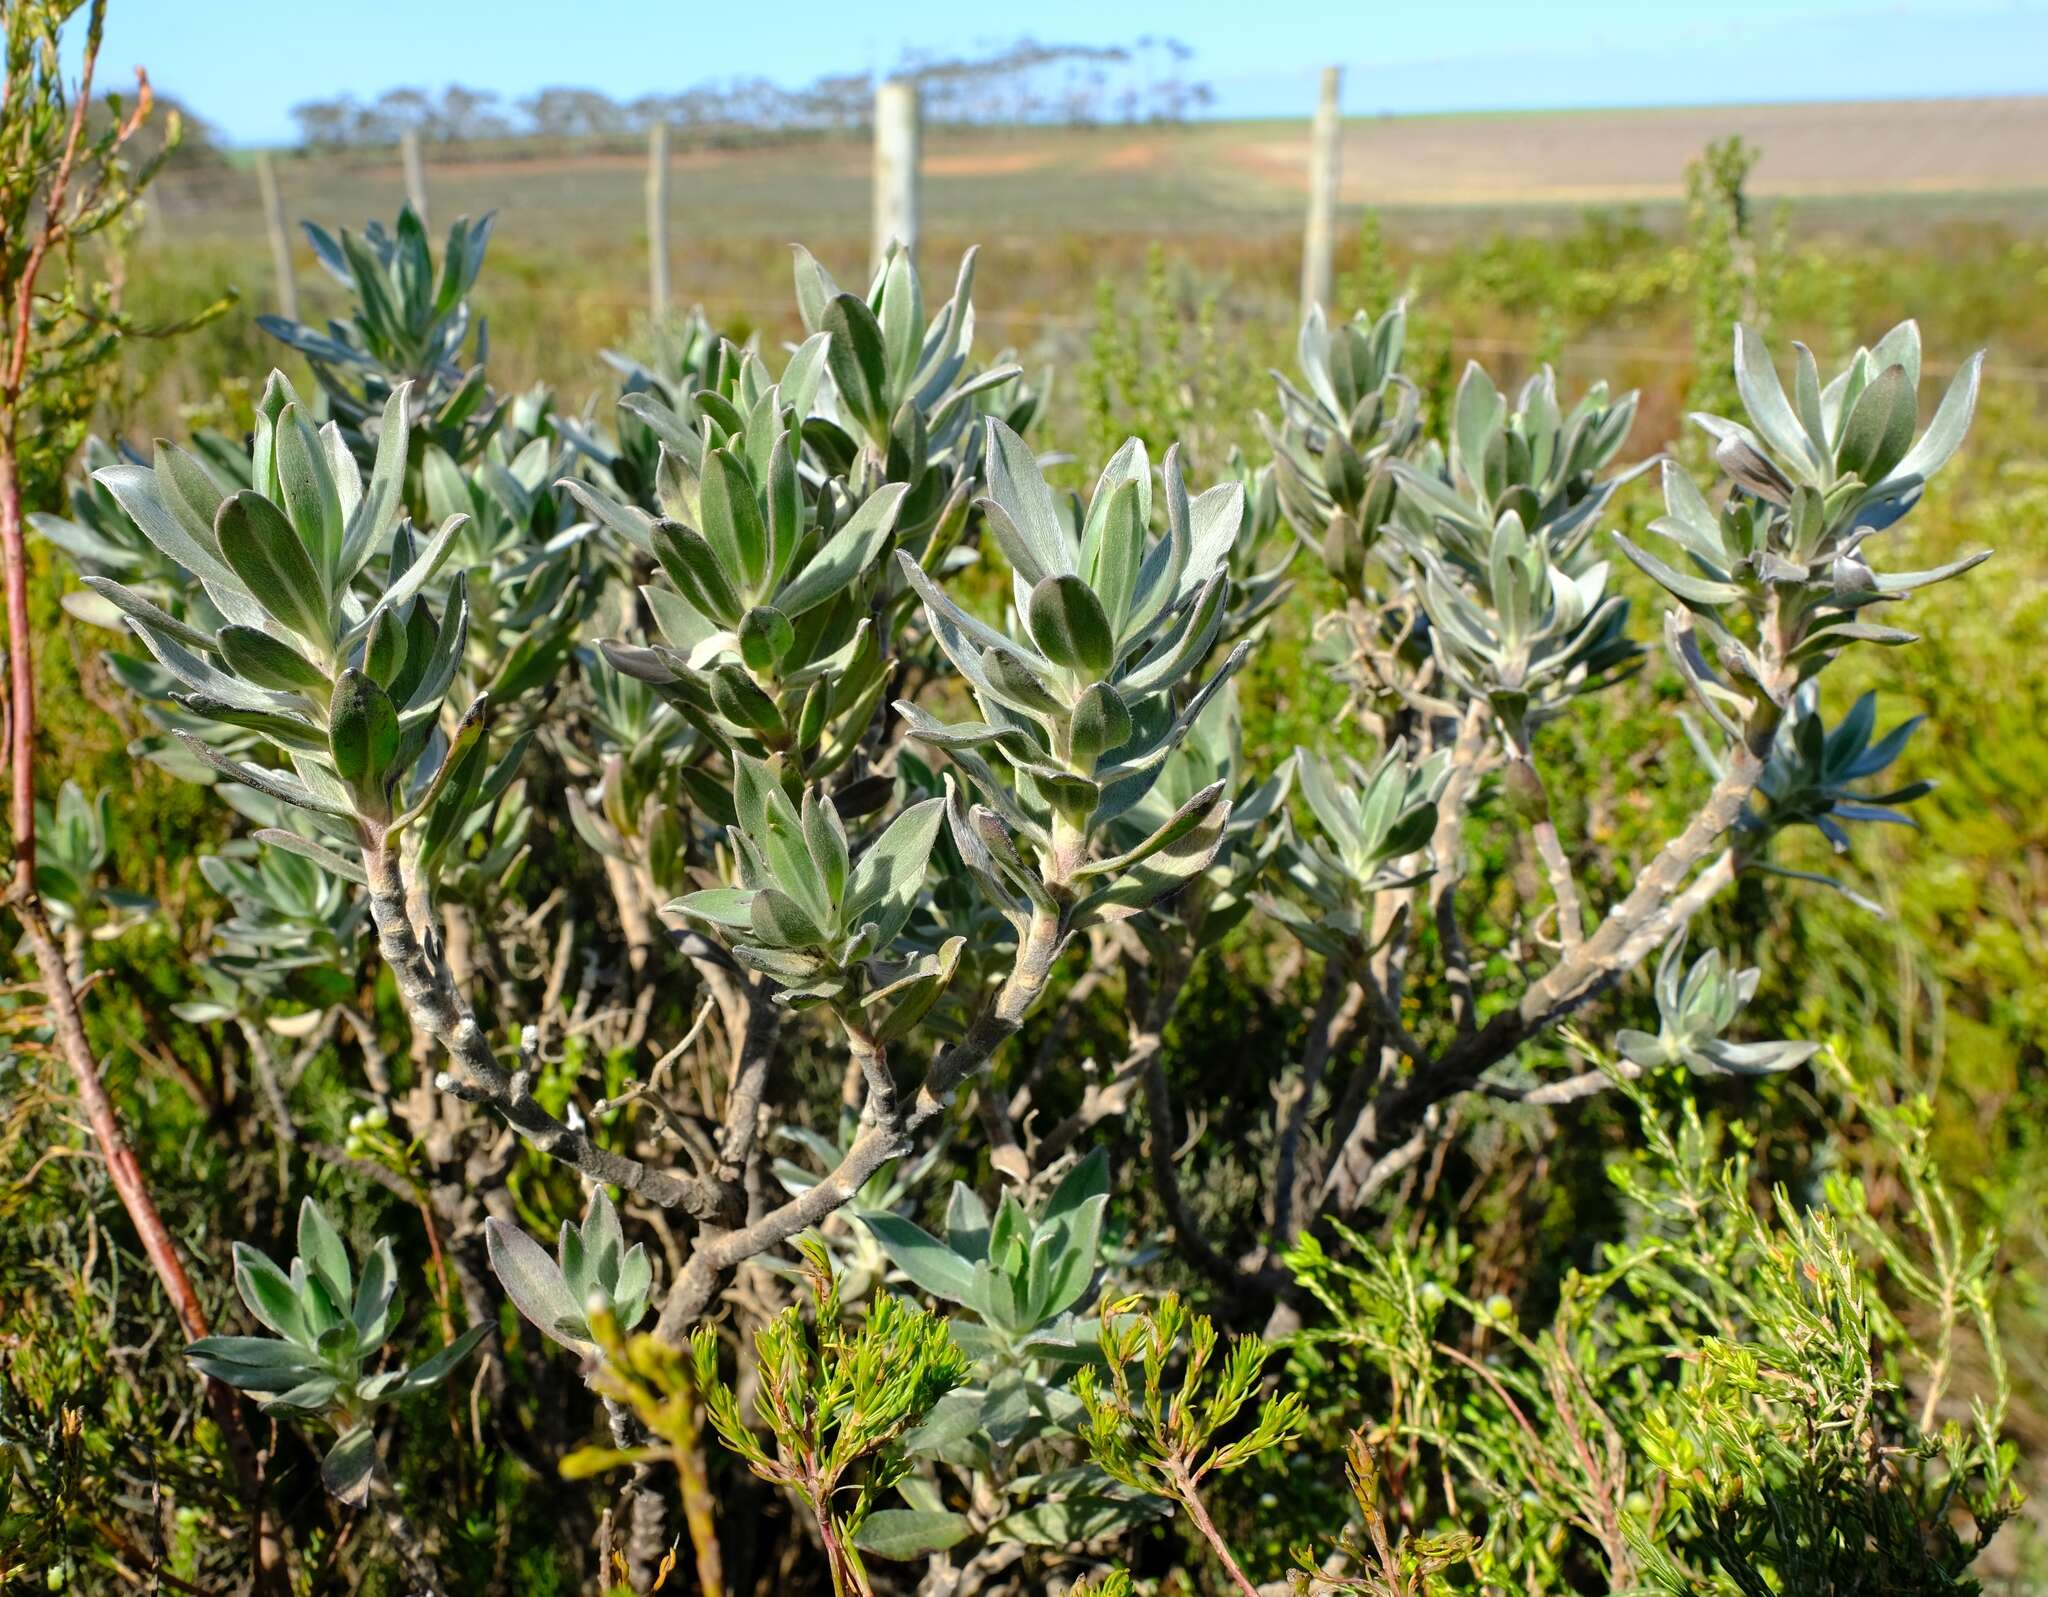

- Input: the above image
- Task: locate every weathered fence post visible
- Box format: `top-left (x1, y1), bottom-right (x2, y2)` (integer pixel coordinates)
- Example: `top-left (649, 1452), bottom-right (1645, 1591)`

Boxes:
top-left (647, 121), bottom-right (671, 322)
top-left (1301, 66), bottom-right (1343, 318)
top-left (253, 150), bottom-right (298, 322)
top-left (401, 128), bottom-right (429, 225)
top-left (872, 78), bottom-right (921, 274)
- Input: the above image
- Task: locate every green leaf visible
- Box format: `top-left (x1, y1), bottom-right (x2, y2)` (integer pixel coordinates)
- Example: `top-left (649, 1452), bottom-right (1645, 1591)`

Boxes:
top-left (216, 490), bottom-right (330, 649)
top-left (83, 577), bottom-right (218, 654)
top-left (328, 669), bottom-right (400, 795)
top-left (274, 403), bottom-right (344, 580)
top-left (232, 1243), bottom-right (308, 1344)
top-left (749, 885), bottom-right (829, 949)
top-left (852, 1508), bottom-right (972, 1561)
top-left (822, 293), bottom-right (891, 436)
top-left (731, 752), bottom-right (781, 840)
top-left (97, 461), bottom-right (260, 625)
top-left (988, 1493), bottom-right (1159, 1547)
top-left (945, 1183), bottom-right (991, 1260)
top-left (1071, 791), bottom-right (1232, 930)
top-left (1043, 1147), bottom-right (1110, 1226)
top-left (902, 1387), bottom-right (985, 1456)
top-left (1891, 350), bottom-right (1980, 484)
top-left (376, 512), bottom-right (469, 618)
top-left (708, 661), bottom-right (785, 739)
top-left (172, 733), bottom-right (354, 817)
top-left (485, 1218), bottom-right (587, 1350)
top-left (653, 520), bottom-right (743, 627)
top-left (398, 1324), bottom-right (488, 1394)
top-left (842, 797), bottom-right (944, 947)
top-left (297, 1199), bottom-right (353, 1308)
top-left (765, 431), bottom-right (802, 590)
top-left (185, 1335), bottom-right (325, 1392)
top-left (352, 1239), bottom-right (399, 1350)
top-left (1611, 534), bottom-right (1745, 610)
top-left (1069, 682), bottom-right (1132, 769)
top-left (877, 249), bottom-right (924, 395)
top-left (858, 1212), bottom-right (980, 1307)
top-left (174, 695), bottom-right (325, 752)
top-left (340, 386), bottom-right (412, 581)
top-left (701, 448), bottom-right (770, 595)
top-left (217, 625), bottom-right (329, 696)
top-left (1834, 363), bottom-right (1915, 486)
top-left (671, 887), bottom-right (756, 930)
top-left (738, 605), bottom-right (794, 675)
top-left (775, 482), bottom-right (907, 616)
top-left (321, 1426), bottom-right (378, 1506)
top-left (791, 243), bottom-right (839, 333)
top-left (983, 418), bottom-right (1070, 582)
top-left (1028, 575), bottom-right (1115, 677)
top-left (257, 1375), bottom-right (344, 1413)
top-left (155, 440), bottom-right (232, 554)
top-left (363, 605), bottom-right (408, 687)
top-left (1734, 324), bottom-right (1825, 482)
top-left (977, 647), bottom-right (1066, 720)
top-left (1036, 1193), bottom-right (1109, 1320)
top-left (1085, 478), bottom-right (1145, 634)
top-left (801, 789), bottom-right (849, 908)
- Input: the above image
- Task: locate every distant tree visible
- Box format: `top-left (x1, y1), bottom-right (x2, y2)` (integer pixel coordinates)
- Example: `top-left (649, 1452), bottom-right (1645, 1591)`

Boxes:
top-left (439, 83), bottom-right (512, 142)
top-left (275, 34), bottom-right (1216, 151)
top-left (375, 86), bottom-right (441, 138)
top-left (289, 95), bottom-right (354, 148)
top-left (519, 86), bottom-right (625, 139)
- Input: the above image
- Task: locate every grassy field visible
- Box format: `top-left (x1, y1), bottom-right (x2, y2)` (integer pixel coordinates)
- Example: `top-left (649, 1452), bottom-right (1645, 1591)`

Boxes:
top-left (124, 97), bottom-right (2048, 449)
top-left (156, 96), bottom-right (2048, 255)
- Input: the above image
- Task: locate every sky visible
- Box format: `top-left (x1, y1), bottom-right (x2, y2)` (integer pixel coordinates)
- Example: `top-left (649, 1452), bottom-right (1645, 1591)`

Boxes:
top-left (88, 0), bottom-right (2048, 146)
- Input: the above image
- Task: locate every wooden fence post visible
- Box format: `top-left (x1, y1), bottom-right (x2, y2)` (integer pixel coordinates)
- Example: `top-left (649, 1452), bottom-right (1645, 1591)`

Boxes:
top-left (1301, 66), bottom-right (1343, 318)
top-left (872, 78), bottom-right (921, 274)
top-left (647, 121), bottom-right (671, 322)
top-left (254, 150), bottom-right (298, 322)
top-left (401, 128), bottom-right (429, 225)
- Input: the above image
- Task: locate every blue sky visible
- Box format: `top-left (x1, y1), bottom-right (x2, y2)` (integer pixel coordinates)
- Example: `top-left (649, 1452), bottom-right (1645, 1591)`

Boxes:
top-left (93, 0), bottom-right (2048, 145)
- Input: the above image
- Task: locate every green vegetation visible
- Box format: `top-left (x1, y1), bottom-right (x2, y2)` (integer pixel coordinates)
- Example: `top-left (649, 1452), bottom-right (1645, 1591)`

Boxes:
top-left (5, 13), bottom-right (2047, 1596)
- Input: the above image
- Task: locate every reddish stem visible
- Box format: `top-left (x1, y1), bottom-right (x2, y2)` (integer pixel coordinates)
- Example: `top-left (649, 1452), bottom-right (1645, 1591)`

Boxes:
top-left (0, 13), bottom-right (282, 1582)
top-left (1172, 1463), bottom-right (1262, 1597)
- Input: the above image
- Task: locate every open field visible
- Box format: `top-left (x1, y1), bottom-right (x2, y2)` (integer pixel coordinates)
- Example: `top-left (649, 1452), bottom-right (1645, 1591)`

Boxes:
top-left (154, 95), bottom-right (2048, 259)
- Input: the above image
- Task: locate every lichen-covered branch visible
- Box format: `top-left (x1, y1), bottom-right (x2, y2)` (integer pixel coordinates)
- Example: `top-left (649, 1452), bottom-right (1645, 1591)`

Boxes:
top-left (363, 841), bottom-right (735, 1220)
top-left (654, 907), bottom-right (1069, 1342)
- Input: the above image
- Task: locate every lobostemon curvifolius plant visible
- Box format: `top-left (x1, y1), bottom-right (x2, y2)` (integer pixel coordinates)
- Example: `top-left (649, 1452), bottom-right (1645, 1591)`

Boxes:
top-left (38, 194), bottom-right (2008, 1595)
top-left (184, 1198), bottom-right (486, 1505)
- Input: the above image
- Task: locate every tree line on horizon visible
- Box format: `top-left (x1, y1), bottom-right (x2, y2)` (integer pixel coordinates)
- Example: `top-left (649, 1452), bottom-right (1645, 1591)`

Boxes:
top-left (286, 35), bottom-right (1216, 150)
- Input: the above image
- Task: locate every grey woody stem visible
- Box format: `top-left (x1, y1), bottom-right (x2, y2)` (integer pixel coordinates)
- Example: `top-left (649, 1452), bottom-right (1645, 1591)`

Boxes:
top-left (1270, 964), bottom-right (1365, 1246)
top-left (361, 839), bottom-right (735, 1221)
top-left (1431, 703), bottom-right (1493, 1034)
top-left (1144, 1046), bottom-right (1269, 1291)
top-left (373, 1471), bottom-right (447, 1597)
top-left (653, 905), bottom-right (1067, 1342)
top-left (602, 1399), bottom-right (675, 1592)
top-left (1319, 710), bottom-right (1777, 1216)
top-left (1511, 750), bottom-right (1586, 954)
